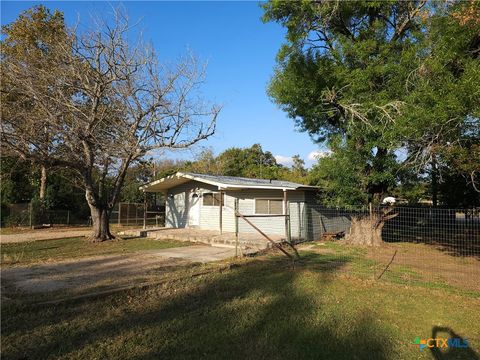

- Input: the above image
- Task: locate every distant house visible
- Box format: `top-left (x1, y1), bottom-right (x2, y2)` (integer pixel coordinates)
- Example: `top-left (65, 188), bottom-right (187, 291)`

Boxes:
top-left (140, 172), bottom-right (319, 238)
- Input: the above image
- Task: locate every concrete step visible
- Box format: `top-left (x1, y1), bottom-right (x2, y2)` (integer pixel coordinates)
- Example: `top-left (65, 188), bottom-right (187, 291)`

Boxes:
top-left (152, 230), bottom-right (282, 252)
top-left (210, 243), bottom-right (236, 249)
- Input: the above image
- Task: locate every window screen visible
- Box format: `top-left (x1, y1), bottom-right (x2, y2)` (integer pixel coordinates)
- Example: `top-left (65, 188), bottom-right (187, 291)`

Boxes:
top-left (203, 193), bottom-right (223, 206)
top-left (269, 199), bottom-right (283, 214)
top-left (255, 199), bottom-right (283, 214)
top-left (255, 199), bottom-right (269, 214)
top-left (203, 193), bottom-right (214, 206)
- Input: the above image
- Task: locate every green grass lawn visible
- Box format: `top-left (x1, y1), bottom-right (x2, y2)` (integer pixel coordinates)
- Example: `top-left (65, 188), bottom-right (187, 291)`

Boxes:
top-left (0, 227), bottom-right (35, 235)
top-left (1, 236), bottom-right (191, 266)
top-left (1, 240), bottom-right (479, 360)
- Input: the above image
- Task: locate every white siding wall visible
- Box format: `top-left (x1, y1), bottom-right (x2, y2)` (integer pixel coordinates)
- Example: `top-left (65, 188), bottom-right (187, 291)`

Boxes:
top-left (166, 181), bottom-right (307, 237)
top-left (165, 181), bottom-right (217, 228)
top-left (225, 189), bottom-right (305, 236)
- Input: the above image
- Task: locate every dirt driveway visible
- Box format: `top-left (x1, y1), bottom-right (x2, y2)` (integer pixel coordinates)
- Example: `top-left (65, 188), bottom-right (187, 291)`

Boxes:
top-left (1, 246), bottom-right (235, 296)
top-left (0, 227), bottom-right (92, 244)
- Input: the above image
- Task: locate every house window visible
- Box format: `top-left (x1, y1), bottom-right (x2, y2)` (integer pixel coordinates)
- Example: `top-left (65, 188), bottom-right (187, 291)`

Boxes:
top-left (255, 199), bottom-right (283, 215)
top-left (203, 192), bottom-right (224, 206)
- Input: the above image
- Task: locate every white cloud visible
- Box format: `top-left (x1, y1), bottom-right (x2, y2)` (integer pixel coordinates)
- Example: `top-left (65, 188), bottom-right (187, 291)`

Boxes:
top-left (307, 150), bottom-right (331, 161)
top-left (274, 155), bottom-right (294, 166)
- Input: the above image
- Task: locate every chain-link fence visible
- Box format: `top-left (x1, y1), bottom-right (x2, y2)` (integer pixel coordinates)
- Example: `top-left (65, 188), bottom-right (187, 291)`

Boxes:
top-left (2, 201), bottom-right (164, 228)
top-left (1, 202), bottom-right (89, 228)
top-left (300, 205), bottom-right (480, 292)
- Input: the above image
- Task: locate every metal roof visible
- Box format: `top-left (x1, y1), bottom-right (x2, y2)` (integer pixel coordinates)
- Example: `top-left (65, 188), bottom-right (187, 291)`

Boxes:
top-left (140, 172), bottom-right (318, 192)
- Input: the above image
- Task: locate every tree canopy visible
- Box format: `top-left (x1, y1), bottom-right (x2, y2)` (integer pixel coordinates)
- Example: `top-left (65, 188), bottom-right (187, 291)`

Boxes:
top-left (151, 144), bottom-right (309, 184)
top-left (263, 0), bottom-right (480, 205)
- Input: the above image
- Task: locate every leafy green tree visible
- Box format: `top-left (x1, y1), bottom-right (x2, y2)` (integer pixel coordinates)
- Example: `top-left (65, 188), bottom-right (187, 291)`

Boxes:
top-left (0, 157), bottom-right (35, 205)
top-left (1, 6), bottom-right (68, 201)
top-left (214, 144), bottom-right (281, 178)
top-left (291, 155), bottom-right (306, 176)
top-left (308, 139), bottom-right (370, 206)
top-left (398, 2), bottom-right (480, 204)
top-left (184, 149), bottom-right (222, 175)
top-left (263, 0), bottom-right (480, 206)
top-left (152, 144), bottom-right (310, 183)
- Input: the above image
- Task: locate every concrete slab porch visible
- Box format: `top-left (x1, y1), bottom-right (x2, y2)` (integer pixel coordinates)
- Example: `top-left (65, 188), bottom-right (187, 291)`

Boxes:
top-left (123, 227), bottom-right (285, 252)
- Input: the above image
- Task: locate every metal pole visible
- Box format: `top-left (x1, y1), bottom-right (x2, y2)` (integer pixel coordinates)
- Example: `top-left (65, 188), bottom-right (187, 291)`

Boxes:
top-left (126, 202), bottom-right (130, 226)
top-left (118, 203), bottom-right (121, 227)
top-left (67, 210), bottom-right (70, 225)
top-left (143, 192), bottom-right (147, 230)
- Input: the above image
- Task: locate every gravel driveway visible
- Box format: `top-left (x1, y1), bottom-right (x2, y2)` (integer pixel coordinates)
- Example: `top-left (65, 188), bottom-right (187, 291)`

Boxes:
top-left (1, 245), bottom-right (236, 295)
top-left (0, 227), bottom-right (91, 244)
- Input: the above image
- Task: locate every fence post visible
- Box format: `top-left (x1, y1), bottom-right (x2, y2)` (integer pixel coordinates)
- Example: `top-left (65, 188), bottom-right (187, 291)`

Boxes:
top-left (126, 202), bottom-right (130, 226)
top-left (67, 210), bottom-right (70, 225)
top-left (143, 192), bottom-right (147, 230)
top-left (135, 204), bottom-right (138, 226)
top-left (369, 203), bottom-right (375, 280)
top-left (29, 202), bottom-right (33, 229)
top-left (118, 203), bottom-right (121, 227)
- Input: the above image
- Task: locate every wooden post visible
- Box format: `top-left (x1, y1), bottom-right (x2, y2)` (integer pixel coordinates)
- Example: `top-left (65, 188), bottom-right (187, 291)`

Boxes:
top-left (236, 211), bottom-right (293, 260)
top-left (283, 190), bottom-right (291, 244)
top-left (297, 203), bottom-right (301, 240)
top-left (303, 203), bottom-right (309, 241)
top-left (143, 192), bottom-right (147, 230)
top-left (126, 202), bottom-right (130, 226)
top-left (219, 190), bottom-right (223, 234)
top-left (67, 210), bottom-right (70, 225)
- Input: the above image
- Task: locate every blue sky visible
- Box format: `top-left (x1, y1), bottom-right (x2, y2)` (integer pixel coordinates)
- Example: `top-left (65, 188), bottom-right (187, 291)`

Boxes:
top-left (1, 1), bottom-right (327, 167)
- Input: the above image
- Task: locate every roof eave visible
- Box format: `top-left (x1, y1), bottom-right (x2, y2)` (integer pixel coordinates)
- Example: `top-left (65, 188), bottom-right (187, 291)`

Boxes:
top-left (140, 171), bottom-right (319, 192)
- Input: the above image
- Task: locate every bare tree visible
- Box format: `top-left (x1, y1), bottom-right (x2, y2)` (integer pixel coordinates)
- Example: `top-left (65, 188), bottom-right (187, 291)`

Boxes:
top-left (1, 10), bottom-right (220, 241)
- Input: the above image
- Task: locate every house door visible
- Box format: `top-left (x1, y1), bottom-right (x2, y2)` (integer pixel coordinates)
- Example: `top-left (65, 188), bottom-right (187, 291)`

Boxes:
top-left (188, 193), bottom-right (200, 227)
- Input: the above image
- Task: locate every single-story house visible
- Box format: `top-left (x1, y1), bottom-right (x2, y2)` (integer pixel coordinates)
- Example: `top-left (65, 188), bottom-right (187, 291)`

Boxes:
top-left (140, 172), bottom-right (319, 240)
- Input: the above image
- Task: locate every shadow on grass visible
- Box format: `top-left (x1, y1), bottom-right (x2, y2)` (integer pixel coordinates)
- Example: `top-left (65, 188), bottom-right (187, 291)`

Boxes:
top-left (430, 326), bottom-right (479, 360)
top-left (2, 254), bottom-right (394, 359)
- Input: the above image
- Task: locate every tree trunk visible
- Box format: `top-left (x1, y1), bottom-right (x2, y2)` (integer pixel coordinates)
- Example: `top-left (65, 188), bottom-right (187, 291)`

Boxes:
top-left (344, 216), bottom-right (384, 246)
top-left (89, 205), bottom-right (114, 242)
top-left (39, 165), bottom-right (47, 200)
top-left (344, 207), bottom-right (397, 246)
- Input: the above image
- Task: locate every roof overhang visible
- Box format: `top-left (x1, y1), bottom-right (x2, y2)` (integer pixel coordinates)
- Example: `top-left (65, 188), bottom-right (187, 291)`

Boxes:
top-left (140, 172), bottom-right (318, 192)
top-left (139, 173), bottom-right (191, 192)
